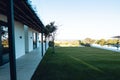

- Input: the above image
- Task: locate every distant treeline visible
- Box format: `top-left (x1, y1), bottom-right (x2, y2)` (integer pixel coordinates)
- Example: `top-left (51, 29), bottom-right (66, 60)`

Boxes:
top-left (55, 38), bottom-right (120, 47)
top-left (80, 38), bottom-right (119, 46)
top-left (55, 40), bottom-right (80, 47)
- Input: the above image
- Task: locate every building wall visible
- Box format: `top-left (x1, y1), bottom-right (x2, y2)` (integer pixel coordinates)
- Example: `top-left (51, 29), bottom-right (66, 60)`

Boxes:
top-left (24, 25), bottom-right (29, 53)
top-left (28, 28), bottom-right (33, 52)
top-left (14, 21), bottom-right (25, 59)
top-left (0, 14), bottom-right (48, 59)
top-left (37, 33), bottom-right (40, 48)
top-left (24, 26), bottom-right (34, 53)
top-left (0, 14), bottom-right (25, 59)
top-left (32, 30), bottom-right (40, 49)
top-left (46, 37), bottom-right (49, 49)
top-left (24, 26), bottom-right (42, 53)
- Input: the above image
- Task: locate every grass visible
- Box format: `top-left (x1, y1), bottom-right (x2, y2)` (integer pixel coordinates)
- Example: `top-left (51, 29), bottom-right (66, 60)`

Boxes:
top-left (31, 47), bottom-right (120, 80)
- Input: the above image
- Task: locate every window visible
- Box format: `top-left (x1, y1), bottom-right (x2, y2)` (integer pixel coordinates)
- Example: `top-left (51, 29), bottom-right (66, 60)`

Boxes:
top-left (0, 21), bottom-right (9, 66)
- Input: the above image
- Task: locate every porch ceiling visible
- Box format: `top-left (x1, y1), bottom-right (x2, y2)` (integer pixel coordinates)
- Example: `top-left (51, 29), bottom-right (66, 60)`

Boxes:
top-left (0, 0), bottom-right (45, 33)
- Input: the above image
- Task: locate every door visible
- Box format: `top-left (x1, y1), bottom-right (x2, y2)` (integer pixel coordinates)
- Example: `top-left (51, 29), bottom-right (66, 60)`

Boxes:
top-left (0, 21), bottom-right (9, 66)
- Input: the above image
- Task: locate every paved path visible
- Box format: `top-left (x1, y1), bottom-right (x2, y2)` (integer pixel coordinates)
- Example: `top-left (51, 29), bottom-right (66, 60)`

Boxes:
top-left (0, 47), bottom-right (43, 80)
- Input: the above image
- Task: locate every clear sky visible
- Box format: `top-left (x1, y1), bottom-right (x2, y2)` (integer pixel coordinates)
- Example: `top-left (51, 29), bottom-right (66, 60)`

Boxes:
top-left (31, 0), bottom-right (120, 40)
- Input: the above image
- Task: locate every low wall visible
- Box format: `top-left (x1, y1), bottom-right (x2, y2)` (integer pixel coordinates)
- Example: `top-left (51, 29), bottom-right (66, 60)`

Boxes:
top-left (91, 44), bottom-right (120, 52)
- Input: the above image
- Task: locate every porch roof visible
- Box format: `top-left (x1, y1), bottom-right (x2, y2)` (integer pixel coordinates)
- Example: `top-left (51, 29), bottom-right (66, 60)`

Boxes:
top-left (0, 0), bottom-right (45, 33)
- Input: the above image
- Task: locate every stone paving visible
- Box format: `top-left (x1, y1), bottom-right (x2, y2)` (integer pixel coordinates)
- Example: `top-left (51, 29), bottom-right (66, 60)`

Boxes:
top-left (0, 47), bottom-right (44, 80)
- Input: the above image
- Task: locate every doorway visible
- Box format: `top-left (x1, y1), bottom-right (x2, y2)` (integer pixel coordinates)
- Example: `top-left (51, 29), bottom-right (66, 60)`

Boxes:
top-left (33, 32), bottom-right (37, 49)
top-left (0, 21), bottom-right (9, 66)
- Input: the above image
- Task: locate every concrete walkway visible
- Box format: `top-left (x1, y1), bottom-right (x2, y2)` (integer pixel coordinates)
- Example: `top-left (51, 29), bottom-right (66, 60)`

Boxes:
top-left (0, 47), bottom-right (44, 80)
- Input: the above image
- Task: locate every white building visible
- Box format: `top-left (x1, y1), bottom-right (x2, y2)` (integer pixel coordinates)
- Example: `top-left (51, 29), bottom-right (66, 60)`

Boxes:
top-left (0, 0), bottom-right (49, 80)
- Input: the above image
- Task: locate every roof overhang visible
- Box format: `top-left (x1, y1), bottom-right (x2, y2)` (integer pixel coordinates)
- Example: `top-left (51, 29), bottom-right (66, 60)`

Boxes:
top-left (112, 36), bottom-right (120, 39)
top-left (0, 0), bottom-right (45, 33)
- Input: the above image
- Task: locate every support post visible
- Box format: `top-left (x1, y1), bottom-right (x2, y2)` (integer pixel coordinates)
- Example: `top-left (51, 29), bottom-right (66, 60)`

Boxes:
top-left (36, 33), bottom-right (37, 48)
top-left (7, 0), bottom-right (17, 80)
top-left (45, 36), bottom-right (47, 51)
top-left (41, 32), bottom-right (43, 57)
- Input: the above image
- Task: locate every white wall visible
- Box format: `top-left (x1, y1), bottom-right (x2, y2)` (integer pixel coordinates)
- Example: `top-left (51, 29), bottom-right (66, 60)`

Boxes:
top-left (0, 14), bottom-right (48, 59)
top-left (24, 26), bottom-right (49, 56)
top-left (37, 33), bottom-right (40, 48)
top-left (24, 25), bottom-right (29, 53)
top-left (0, 14), bottom-right (25, 59)
top-left (24, 26), bottom-right (41, 53)
top-left (24, 26), bottom-right (34, 52)
top-left (32, 31), bottom-right (40, 48)
top-left (28, 28), bottom-right (33, 52)
top-left (43, 42), bottom-right (45, 55)
top-left (14, 21), bottom-right (25, 59)
top-left (46, 37), bottom-right (49, 49)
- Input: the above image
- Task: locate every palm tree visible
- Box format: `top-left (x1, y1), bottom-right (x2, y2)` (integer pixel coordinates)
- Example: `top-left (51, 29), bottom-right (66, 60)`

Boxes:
top-left (45, 22), bottom-right (57, 53)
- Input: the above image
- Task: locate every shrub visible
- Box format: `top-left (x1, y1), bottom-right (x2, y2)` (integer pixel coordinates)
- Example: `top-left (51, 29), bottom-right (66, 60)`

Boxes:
top-left (84, 43), bottom-right (91, 47)
top-left (49, 41), bottom-right (54, 47)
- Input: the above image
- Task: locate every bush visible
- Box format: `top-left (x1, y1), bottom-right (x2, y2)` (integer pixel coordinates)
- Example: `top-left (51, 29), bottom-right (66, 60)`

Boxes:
top-left (55, 43), bottom-right (60, 47)
top-left (49, 41), bottom-right (54, 47)
top-left (84, 43), bottom-right (91, 47)
top-left (80, 43), bottom-right (91, 47)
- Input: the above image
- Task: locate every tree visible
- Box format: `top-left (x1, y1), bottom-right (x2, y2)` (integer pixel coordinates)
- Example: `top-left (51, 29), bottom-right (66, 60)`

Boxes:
top-left (45, 22), bottom-right (57, 53)
top-left (84, 38), bottom-right (96, 44)
top-left (96, 39), bottom-right (106, 46)
top-left (106, 39), bottom-right (117, 45)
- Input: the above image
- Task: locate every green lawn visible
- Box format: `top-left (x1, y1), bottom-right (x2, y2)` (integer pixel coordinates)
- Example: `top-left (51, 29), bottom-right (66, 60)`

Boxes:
top-left (31, 47), bottom-right (120, 80)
